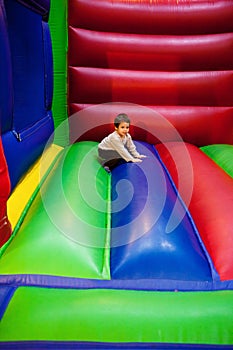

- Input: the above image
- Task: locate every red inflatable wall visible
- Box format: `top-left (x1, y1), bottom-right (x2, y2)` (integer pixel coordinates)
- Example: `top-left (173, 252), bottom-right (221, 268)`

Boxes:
top-left (69, 29), bottom-right (233, 71)
top-left (68, 0), bottom-right (233, 146)
top-left (69, 0), bottom-right (233, 35)
top-left (69, 104), bottom-right (233, 147)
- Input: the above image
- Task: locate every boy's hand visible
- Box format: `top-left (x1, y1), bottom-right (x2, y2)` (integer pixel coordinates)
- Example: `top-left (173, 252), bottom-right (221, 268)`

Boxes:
top-left (137, 154), bottom-right (147, 159)
top-left (132, 158), bottom-right (142, 163)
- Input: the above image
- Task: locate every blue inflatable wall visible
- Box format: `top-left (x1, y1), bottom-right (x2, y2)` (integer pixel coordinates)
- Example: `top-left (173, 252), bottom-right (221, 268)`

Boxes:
top-left (1, 0), bottom-right (54, 189)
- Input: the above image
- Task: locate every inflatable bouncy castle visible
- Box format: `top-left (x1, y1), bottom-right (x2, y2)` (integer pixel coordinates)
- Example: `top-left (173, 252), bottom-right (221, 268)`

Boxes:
top-left (0, 0), bottom-right (233, 348)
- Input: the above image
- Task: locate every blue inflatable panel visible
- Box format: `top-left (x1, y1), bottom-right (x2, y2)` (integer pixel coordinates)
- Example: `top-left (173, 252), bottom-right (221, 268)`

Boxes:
top-left (0, 0), bottom-right (13, 133)
top-left (0, 286), bottom-right (16, 320)
top-left (5, 0), bottom-right (49, 131)
top-left (0, 341), bottom-right (231, 349)
top-left (2, 0), bottom-right (54, 189)
top-left (15, 0), bottom-right (50, 19)
top-left (42, 21), bottom-right (53, 110)
top-left (2, 112), bottom-right (54, 189)
top-left (110, 142), bottom-right (213, 281)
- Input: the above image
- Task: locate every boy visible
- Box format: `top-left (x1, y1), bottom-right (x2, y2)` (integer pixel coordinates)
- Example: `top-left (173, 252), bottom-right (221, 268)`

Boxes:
top-left (98, 113), bottom-right (146, 171)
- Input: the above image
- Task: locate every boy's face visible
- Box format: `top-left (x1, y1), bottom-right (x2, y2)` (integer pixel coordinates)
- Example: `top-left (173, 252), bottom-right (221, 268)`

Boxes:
top-left (115, 122), bottom-right (130, 138)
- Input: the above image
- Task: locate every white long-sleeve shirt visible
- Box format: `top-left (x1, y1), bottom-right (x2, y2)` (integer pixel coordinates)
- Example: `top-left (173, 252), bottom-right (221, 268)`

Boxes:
top-left (98, 131), bottom-right (140, 162)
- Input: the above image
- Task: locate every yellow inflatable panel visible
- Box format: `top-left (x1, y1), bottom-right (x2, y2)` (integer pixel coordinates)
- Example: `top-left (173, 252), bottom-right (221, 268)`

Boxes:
top-left (7, 144), bottom-right (63, 229)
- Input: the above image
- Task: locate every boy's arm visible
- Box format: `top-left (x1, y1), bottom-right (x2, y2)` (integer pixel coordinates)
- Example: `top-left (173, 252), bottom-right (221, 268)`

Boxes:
top-left (110, 134), bottom-right (135, 162)
top-left (126, 134), bottom-right (142, 158)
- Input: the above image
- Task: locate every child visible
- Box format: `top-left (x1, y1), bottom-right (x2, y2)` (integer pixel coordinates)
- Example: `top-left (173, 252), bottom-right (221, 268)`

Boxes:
top-left (98, 113), bottom-right (146, 171)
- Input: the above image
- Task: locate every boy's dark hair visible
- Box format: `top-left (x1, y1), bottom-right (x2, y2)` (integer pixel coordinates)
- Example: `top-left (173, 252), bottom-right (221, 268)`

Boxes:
top-left (114, 113), bottom-right (130, 128)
